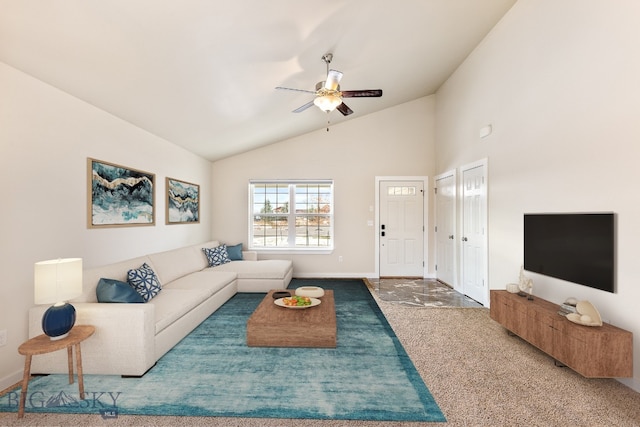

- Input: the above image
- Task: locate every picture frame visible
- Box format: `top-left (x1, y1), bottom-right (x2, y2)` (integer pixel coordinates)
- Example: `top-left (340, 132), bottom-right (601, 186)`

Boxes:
top-left (166, 177), bottom-right (200, 224)
top-left (87, 158), bottom-right (155, 228)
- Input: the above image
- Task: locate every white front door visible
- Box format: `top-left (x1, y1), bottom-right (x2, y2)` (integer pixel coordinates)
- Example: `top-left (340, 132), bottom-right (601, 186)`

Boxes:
top-left (379, 180), bottom-right (424, 277)
top-left (435, 172), bottom-right (456, 288)
top-left (461, 161), bottom-right (488, 305)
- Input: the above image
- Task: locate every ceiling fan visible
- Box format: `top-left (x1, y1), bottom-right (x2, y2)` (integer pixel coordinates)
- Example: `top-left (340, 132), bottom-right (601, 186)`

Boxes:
top-left (276, 53), bottom-right (383, 116)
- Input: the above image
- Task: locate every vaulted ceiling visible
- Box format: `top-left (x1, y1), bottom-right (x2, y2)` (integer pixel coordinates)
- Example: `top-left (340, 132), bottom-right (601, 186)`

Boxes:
top-left (0, 0), bottom-right (516, 161)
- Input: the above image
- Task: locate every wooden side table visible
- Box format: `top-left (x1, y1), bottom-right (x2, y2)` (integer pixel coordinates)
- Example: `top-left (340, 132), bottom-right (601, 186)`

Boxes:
top-left (17, 325), bottom-right (95, 418)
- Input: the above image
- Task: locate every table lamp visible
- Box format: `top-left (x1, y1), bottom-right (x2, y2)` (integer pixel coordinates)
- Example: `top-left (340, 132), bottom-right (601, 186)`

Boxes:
top-left (34, 258), bottom-right (82, 340)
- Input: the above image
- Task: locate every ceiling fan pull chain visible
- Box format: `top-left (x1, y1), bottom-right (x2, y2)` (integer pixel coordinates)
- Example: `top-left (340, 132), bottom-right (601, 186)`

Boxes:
top-left (327, 112), bottom-right (330, 131)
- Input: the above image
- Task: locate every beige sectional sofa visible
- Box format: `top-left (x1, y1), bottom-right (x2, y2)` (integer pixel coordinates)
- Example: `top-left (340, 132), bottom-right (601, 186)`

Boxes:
top-left (27, 240), bottom-right (293, 376)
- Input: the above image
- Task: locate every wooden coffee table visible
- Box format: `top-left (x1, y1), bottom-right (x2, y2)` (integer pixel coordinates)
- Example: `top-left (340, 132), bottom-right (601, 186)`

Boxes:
top-left (247, 290), bottom-right (336, 348)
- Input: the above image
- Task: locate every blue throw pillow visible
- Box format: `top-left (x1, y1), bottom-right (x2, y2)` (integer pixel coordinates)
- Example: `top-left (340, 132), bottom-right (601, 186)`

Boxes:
top-left (97, 278), bottom-right (144, 303)
top-left (202, 245), bottom-right (231, 267)
top-left (226, 243), bottom-right (243, 261)
top-left (127, 263), bottom-right (162, 302)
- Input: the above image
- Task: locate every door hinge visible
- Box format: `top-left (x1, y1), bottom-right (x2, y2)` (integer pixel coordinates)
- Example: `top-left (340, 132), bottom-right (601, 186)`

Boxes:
top-left (435, 264), bottom-right (438, 271)
top-left (435, 225), bottom-right (438, 232)
top-left (434, 187), bottom-right (438, 194)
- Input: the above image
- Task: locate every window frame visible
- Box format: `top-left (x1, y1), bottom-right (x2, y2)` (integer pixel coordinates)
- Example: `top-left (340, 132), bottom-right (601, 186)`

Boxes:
top-left (248, 180), bottom-right (334, 253)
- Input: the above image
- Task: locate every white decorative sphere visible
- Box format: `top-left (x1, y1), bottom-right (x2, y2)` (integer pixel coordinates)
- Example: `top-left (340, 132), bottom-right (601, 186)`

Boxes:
top-left (506, 283), bottom-right (519, 293)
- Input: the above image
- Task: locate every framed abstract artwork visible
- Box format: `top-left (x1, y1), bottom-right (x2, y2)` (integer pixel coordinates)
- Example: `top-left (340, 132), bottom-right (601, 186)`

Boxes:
top-left (87, 158), bottom-right (155, 228)
top-left (166, 177), bottom-right (200, 224)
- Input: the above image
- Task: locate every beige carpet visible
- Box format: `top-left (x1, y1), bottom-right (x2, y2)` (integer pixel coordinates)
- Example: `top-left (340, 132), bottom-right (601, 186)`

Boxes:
top-left (2, 296), bottom-right (639, 426)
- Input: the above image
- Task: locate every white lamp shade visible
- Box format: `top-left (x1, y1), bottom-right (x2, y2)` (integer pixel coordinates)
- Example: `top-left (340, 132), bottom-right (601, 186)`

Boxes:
top-left (34, 258), bottom-right (83, 304)
top-left (314, 94), bottom-right (342, 112)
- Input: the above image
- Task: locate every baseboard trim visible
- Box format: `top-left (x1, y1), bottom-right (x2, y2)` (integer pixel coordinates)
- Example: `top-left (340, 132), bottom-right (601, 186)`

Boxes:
top-left (617, 377), bottom-right (640, 393)
top-left (0, 369), bottom-right (23, 396)
top-left (293, 273), bottom-right (436, 280)
top-left (293, 272), bottom-right (377, 279)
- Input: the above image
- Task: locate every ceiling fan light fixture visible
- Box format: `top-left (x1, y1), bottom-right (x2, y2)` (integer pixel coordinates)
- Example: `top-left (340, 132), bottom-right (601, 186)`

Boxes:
top-left (313, 93), bottom-right (342, 112)
top-left (276, 53), bottom-right (381, 116)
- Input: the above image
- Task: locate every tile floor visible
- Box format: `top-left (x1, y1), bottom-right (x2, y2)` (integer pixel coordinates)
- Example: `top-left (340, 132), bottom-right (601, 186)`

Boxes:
top-left (368, 278), bottom-right (484, 308)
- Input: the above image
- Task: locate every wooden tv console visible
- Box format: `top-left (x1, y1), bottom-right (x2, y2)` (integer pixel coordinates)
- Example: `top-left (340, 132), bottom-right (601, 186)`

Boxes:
top-left (490, 290), bottom-right (632, 378)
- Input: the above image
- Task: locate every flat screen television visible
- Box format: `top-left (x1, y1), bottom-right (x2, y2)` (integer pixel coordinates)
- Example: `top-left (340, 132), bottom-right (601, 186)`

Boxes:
top-left (523, 213), bottom-right (615, 293)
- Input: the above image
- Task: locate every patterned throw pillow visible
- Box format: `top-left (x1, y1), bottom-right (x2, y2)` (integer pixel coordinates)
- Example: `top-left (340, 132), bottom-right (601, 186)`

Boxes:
top-left (202, 245), bottom-right (231, 267)
top-left (127, 263), bottom-right (162, 302)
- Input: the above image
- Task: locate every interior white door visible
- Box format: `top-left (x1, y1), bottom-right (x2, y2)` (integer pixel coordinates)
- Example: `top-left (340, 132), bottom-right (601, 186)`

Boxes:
top-left (379, 180), bottom-right (424, 277)
top-left (435, 173), bottom-right (456, 288)
top-left (461, 163), bottom-right (487, 305)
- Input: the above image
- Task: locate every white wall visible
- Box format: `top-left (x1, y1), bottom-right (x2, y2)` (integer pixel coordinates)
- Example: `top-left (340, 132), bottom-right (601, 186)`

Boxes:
top-left (211, 96), bottom-right (436, 277)
top-left (0, 62), bottom-right (213, 390)
top-left (435, 0), bottom-right (640, 391)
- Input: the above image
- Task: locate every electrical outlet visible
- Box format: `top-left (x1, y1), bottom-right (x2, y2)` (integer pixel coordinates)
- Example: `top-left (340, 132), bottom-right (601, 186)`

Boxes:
top-left (338, 256), bottom-right (343, 263)
top-left (0, 329), bottom-right (7, 347)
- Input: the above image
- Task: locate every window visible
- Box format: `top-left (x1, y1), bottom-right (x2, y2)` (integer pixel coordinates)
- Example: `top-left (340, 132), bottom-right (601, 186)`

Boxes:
top-left (249, 180), bottom-right (333, 251)
top-left (387, 186), bottom-right (416, 196)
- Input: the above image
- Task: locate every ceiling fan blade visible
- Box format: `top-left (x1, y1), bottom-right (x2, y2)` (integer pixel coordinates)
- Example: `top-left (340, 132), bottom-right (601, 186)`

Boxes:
top-left (341, 89), bottom-right (383, 98)
top-left (336, 102), bottom-right (353, 116)
top-left (292, 100), bottom-right (315, 113)
top-left (324, 69), bottom-right (343, 91)
top-left (276, 86), bottom-right (316, 94)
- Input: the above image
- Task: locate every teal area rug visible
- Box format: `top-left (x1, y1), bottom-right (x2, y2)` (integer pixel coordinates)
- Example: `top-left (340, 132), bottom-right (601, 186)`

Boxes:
top-left (2, 279), bottom-right (445, 422)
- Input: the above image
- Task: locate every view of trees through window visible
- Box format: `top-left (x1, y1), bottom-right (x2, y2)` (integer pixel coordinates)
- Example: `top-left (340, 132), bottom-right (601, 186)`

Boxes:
top-left (250, 181), bottom-right (333, 249)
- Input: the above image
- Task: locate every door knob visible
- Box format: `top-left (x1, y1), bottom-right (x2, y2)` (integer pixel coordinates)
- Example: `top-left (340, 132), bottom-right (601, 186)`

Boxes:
top-left (449, 235), bottom-right (454, 239)
top-left (462, 237), bottom-right (468, 242)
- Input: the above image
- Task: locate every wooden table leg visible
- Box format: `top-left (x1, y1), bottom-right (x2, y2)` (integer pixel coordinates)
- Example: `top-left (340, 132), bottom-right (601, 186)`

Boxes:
top-left (18, 355), bottom-right (32, 418)
top-left (17, 325), bottom-right (95, 418)
top-left (75, 343), bottom-right (85, 400)
top-left (67, 345), bottom-right (74, 385)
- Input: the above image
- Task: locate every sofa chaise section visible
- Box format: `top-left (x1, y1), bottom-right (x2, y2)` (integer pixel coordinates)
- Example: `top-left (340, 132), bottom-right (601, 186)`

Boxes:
top-left (212, 259), bottom-right (294, 292)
